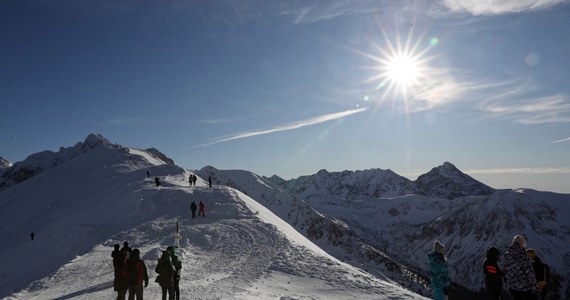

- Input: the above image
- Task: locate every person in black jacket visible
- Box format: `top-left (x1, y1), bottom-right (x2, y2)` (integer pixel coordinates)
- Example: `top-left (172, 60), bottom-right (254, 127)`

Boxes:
top-left (155, 250), bottom-right (175, 300)
top-left (190, 201), bottom-right (197, 218)
top-left (484, 246), bottom-right (504, 300)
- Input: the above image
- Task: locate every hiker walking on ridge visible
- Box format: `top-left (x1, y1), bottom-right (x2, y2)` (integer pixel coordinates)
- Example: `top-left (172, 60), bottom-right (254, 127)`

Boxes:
top-left (199, 200), bottom-right (205, 217)
top-left (190, 201), bottom-right (197, 219)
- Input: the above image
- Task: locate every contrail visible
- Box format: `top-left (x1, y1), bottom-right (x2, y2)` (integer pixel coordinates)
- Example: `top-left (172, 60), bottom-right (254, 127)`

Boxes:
top-left (194, 107), bottom-right (368, 148)
top-left (551, 137), bottom-right (570, 144)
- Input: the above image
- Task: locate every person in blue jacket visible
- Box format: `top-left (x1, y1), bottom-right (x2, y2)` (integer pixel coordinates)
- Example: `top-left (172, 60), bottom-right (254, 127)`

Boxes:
top-left (428, 240), bottom-right (450, 300)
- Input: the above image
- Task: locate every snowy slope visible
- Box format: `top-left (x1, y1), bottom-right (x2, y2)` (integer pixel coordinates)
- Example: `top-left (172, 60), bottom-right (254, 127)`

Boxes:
top-left (196, 167), bottom-right (432, 296)
top-left (210, 165), bottom-right (570, 298)
top-left (0, 135), bottom-right (426, 299)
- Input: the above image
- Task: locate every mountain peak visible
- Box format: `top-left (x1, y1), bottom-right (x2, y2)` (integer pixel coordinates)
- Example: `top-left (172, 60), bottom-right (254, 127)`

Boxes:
top-left (415, 162), bottom-right (495, 199)
top-left (83, 133), bottom-right (113, 149)
top-left (0, 156), bottom-right (12, 170)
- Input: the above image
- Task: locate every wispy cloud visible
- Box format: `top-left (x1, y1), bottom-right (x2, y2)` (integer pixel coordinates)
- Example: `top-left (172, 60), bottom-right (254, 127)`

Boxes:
top-left (282, 0), bottom-right (387, 25)
top-left (551, 137), bottom-right (570, 144)
top-left (467, 167), bottom-right (570, 175)
top-left (480, 93), bottom-right (570, 124)
top-left (194, 107), bottom-right (368, 148)
top-left (439, 0), bottom-right (564, 15)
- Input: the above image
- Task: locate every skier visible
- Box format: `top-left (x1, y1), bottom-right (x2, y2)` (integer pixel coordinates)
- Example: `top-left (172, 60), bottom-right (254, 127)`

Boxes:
top-left (208, 175), bottom-right (212, 188)
top-left (155, 250), bottom-right (175, 300)
top-left (189, 177), bottom-right (192, 187)
top-left (190, 201), bottom-right (197, 218)
top-left (199, 200), bottom-right (205, 217)
top-left (155, 177), bottom-right (161, 187)
top-left (167, 246), bottom-right (182, 300)
top-left (30, 232), bottom-right (34, 241)
top-left (484, 246), bottom-right (503, 300)
top-left (428, 240), bottom-right (450, 300)
top-left (125, 249), bottom-right (148, 300)
top-left (192, 175), bottom-right (197, 186)
top-left (503, 235), bottom-right (536, 300)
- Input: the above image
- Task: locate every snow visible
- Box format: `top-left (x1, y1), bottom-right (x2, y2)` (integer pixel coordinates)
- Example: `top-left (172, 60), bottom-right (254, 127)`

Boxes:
top-left (0, 136), bottom-right (426, 299)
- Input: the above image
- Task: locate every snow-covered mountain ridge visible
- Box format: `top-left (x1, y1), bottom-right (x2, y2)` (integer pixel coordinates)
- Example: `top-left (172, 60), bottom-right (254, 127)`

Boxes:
top-left (208, 165), bottom-right (570, 299)
top-left (0, 134), bottom-right (425, 299)
top-left (0, 133), bottom-right (172, 190)
top-left (0, 156), bottom-right (12, 170)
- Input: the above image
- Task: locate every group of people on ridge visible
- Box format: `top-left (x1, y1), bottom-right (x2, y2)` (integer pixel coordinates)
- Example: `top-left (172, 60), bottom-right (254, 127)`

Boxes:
top-left (112, 242), bottom-right (182, 300)
top-left (112, 242), bottom-right (148, 300)
top-left (188, 175), bottom-right (197, 186)
top-left (428, 235), bottom-right (550, 300)
top-left (190, 200), bottom-right (205, 218)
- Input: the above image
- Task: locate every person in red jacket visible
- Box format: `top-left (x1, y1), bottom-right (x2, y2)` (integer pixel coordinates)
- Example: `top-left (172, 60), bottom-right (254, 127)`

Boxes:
top-left (125, 249), bottom-right (148, 300)
top-left (199, 201), bottom-right (205, 217)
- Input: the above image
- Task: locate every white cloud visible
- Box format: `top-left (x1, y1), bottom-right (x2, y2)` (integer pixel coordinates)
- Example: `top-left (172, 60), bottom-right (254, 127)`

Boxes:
top-left (439, 0), bottom-right (564, 15)
top-left (467, 167), bottom-right (570, 175)
top-left (195, 107), bottom-right (368, 147)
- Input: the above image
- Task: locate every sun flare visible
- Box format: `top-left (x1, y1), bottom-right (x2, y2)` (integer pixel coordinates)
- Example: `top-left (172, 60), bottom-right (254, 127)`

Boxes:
top-left (353, 27), bottom-right (436, 101)
top-left (386, 54), bottom-right (420, 86)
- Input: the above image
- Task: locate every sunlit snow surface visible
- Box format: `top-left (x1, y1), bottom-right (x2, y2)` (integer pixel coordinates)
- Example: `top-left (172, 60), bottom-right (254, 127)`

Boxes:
top-left (0, 142), bottom-right (425, 299)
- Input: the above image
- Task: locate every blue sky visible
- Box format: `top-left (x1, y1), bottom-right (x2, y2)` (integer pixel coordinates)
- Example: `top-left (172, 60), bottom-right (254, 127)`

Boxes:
top-left (2, 0), bottom-right (570, 193)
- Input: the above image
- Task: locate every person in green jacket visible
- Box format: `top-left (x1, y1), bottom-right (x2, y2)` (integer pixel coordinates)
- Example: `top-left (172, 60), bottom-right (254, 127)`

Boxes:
top-left (428, 240), bottom-right (450, 300)
top-left (167, 246), bottom-right (182, 300)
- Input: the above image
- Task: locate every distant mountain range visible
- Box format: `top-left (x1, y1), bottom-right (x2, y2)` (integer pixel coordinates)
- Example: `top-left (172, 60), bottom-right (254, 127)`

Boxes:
top-left (1, 134), bottom-right (568, 299)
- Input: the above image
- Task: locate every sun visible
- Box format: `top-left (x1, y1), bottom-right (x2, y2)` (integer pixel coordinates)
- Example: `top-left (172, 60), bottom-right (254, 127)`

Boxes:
top-left (385, 54), bottom-right (420, 86)
top-left (352, 26), bottom-right (437, 101)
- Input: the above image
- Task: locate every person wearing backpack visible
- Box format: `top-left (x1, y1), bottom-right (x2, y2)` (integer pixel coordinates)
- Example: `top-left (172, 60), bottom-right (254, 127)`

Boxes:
top-left (167, 246), bottom-right (182, 300)
top-left (484, 246), bottom-right (504, 300)
top-left (428, 240), bottom-right (450, 300)
top-left (155, 250), bottom-right (175, 300)
top-left (125, 249), bottom-right (148, 300)
top-left (526, 249), bottom-right (548, 300)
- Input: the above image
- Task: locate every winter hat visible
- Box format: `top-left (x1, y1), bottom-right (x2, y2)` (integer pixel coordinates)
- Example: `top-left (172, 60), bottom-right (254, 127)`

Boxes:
top-left (131, 249), bottom-right (140, 258)
top-left (487, 246), bottom-right (501, 259)
top-left (526, 248), bottom-right (537, 258)
top-left (433, 240), bottom-right (445, 255)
